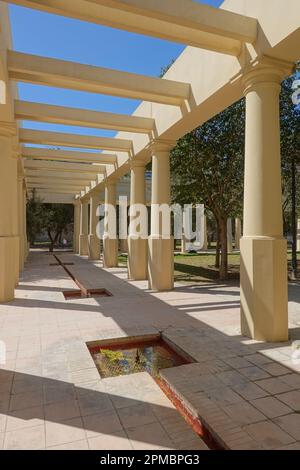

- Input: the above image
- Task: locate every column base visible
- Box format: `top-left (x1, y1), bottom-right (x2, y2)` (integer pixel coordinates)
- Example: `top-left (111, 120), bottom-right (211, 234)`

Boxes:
top-left (79, 234), bottom-right (88, 256)
top-left (120, 238), bottom-right (128, 254)
top-left (148, 236), bottom-right (174, 291)
top-left (103, 236), bottom-right (118, 268)
top-left (19, 234), bottom-right (25, 271)
top-left (23, 236), bottom-right (28, 262)
top-left (0, 236), bottom-right (19, 302)
top-left (128, 237), bottom-right (148, 280)
top-left (88, 234), bottom-right (100, 260)
top-left (240, 237), bottom-right (288, 342)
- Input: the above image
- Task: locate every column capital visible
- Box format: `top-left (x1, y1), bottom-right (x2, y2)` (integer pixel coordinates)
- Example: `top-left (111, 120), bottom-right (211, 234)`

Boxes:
top-left (0, 121), bottom-right (17, 139)
top-left (105, 177), bottom-right (117, 187)
top-left (242, 56), bottom-right (295, 95)
top-left (146, 138), bottom-right (177, 156)
top-left (129, 159), bottom-right (146, 170)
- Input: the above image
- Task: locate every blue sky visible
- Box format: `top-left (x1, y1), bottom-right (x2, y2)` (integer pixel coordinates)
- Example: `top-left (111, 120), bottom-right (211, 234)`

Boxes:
top-left (9, 0), bottom-right (223, 141)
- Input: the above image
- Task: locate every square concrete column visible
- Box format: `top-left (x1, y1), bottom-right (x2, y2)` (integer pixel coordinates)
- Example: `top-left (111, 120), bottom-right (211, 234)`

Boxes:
top-left (88, 192), bottom-right (101, 260)
top-left (120, 238), bottom-right (128, 253)
top-left (0, 123), bottom-right (20, 301)
top-left (73, 201), bottom-right (80, 254)
top-left (23, 186), bottom-right (28, 261)
top-left (103, 180), bottom-right (118, 268)
top-left (17, 175), bottom-right (25, 271)
top-left (79, 200), bottom-right (89, 256)
top-left (128, 161), bottom-right (148, 280)
top-left (181, 236), bottom-right (187, 254)
top-left (240, 62), bottom-right (293, 342)
top-left (148, 140), bottom-right (175, 291)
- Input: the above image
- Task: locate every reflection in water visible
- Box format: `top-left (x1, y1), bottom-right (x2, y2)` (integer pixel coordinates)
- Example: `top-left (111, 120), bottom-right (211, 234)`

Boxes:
top-left (90, 341), bottom-right (189, 379)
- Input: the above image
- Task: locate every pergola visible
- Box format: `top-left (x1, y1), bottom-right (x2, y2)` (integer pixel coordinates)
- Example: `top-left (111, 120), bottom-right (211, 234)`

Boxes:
top-left (0, 0), bottom-right (299, 342)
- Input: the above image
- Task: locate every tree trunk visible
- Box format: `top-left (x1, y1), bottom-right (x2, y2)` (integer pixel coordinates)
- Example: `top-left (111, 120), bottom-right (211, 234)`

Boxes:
top-left (48, 230), bottom-right (60, 252)
top-left (48, 230), bottom-right (54, 252)
top-left (219, 217), bottom-right (228, 280)
top-left (215, 223), bottom-right (220, 269)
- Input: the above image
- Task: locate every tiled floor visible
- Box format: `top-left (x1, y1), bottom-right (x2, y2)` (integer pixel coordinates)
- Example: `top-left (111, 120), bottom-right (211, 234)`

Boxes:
top-left (0, 249), bottom-right (300, 450)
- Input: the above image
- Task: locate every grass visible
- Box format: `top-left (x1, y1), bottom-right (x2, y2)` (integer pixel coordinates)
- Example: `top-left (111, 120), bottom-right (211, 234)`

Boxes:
top-left (174, 252), bottom-right (240, 284)
top-left (117, 247), bottom-right (300, 285)
top-left (118, 252), bottom-right (241, 284)
top-left (118, 254), bottom-right (128, 266)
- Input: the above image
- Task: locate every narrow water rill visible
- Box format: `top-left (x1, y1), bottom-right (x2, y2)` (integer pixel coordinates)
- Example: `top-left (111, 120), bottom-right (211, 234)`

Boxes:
top-left (53, 254), bottom-right (113, 299)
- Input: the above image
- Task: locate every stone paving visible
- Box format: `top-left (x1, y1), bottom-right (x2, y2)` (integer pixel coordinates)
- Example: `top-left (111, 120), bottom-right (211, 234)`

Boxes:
top-left (0, 249), bottom-right (300, 450)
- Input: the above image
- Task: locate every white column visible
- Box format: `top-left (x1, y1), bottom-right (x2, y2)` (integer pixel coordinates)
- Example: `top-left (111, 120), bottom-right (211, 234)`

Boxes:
top-left (17, 175), bottom-right (25, 271)
top-left (79, 200), bottom-right (88, 256)
top-left (240, 64), bottom-right (291, 342)
top-left (148, 140), bottom-right (175, 291)
top-left (73, 201), bottom-right (80, 254)
top-left (181, 210), bottom-right (188, 253)
top-left (128, 161), bottom-right (148, 280)
top-left (23, 186), bottom-right (28, 261)
top-left (120, 238), bottom-right (128, 253)
top-left (103, 180), bottom-right (118, 268)
top-left (88, 192), bottom-right (101, 260)
top-left (0, 124), bottom-right (20, 301)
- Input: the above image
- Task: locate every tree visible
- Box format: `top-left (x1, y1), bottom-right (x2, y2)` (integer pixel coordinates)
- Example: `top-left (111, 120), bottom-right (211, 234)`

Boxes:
top-left (280, 65), bottom-right (300, 277)
top-left (171, 99), bottom-right (245, 280)
top-left (26, 191), bottom-right (74, 251)
top-left (41, 204), bottom-right (74, 252)
top-left (26, 189), bottom-right (44, 245)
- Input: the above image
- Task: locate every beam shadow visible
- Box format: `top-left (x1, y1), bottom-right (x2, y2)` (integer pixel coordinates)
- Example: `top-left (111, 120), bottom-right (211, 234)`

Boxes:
top-left (0, 368), bottom-right (198, 449)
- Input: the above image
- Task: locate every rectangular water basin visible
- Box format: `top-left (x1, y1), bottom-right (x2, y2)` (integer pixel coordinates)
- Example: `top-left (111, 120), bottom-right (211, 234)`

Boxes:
top-left (63, 288), bottom-right (112, 300)
top-left (87, 335), bottom-right (193, 379)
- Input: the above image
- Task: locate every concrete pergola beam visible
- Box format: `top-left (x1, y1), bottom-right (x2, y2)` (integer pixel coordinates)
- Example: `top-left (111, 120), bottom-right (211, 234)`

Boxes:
top-left (27, 183), bottom-right (85, 190)
top-left (24, 159), bottom-right (107, 174)
top-left (19, 129), bottom-right (132, 152)
top-left (25, 170), bottom-right (101, 181)
top-left (22, 147), bottom-right (118, 165)
top-left (29, 187), bottom-right (80, 195)
top-left (3, 0), bottom-right (257, 55)
top-left (15, 100), bottom-right (155, 134)
top-left (29, 193), bottom-right (75, 204)
top-left (26, 177), bottom-right (93, 186)
top-left (8, 51), bottom-right (191, 106)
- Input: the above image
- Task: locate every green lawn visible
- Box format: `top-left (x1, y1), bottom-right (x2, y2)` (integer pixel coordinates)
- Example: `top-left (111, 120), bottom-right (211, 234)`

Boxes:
top-left (118, 252), bottom-right (240, 284)
top-left (174, 253), bottom-right (240, 283)
top-left (118, 250), bottom-right (300, 285)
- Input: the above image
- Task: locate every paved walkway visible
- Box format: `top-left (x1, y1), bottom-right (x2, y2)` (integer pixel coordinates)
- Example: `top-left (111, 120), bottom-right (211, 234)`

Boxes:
top-left (0, 250), bottom-right (300, 450)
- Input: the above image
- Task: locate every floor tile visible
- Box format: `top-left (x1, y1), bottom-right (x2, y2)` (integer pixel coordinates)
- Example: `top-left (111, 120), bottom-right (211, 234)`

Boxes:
top-left (4, 425), bottom-right (45, 450)
top-left (45, 417), bottom-right (86, 447)
top-left (88, 431), bottom-right (132, 450)
top-left (250, 397), bottom-right (292, 419)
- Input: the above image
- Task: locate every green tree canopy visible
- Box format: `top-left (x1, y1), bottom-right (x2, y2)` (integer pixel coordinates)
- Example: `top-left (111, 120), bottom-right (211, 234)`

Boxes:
top-left (171, 98), bottom-right (245, 279)
top-left (27, 191), bottom-right (74, 251)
